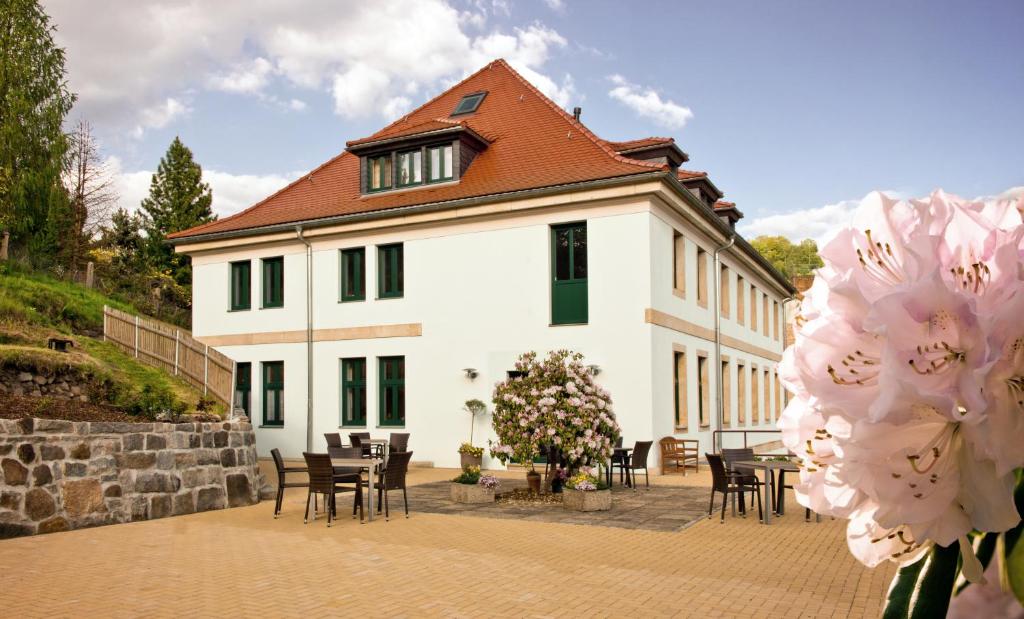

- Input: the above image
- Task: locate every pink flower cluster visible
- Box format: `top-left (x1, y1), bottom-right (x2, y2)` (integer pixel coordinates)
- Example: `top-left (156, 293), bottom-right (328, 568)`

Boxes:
top-left (780, 190), bottom-right (1024, 580)
top-left (489, 350), bottom-right (620, 470)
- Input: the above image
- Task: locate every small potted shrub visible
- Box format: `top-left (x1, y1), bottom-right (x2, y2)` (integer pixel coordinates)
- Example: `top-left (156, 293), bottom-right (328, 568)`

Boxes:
top-left (458, 443), bottom-right (484, 469)
top-left (563, 471), bottom-right (612, 512)
top-left (450, 466), bottom-right (500, 504)
top-left (551, 467), bottom-right (568, 494)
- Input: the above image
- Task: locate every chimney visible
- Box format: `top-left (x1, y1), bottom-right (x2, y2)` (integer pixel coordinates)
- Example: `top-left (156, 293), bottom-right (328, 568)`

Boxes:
top-left (572, 106), bottom-right (582, 121)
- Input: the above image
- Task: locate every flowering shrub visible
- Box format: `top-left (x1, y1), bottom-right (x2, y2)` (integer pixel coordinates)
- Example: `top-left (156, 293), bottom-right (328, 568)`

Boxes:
top-left (453, 465), bottom-right (481, 485)
top-left (780, 190), bottom-right (1024, 612)
top-left (458, 443), bottom-right (484, 457)
top-left (489, 350), bottom-right (620, 472)
top-left (478, 475), bottom-right (500, 490)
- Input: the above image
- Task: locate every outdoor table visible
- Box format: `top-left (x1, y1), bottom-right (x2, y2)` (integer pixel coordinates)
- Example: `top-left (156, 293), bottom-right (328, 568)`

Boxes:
top-left (608, 447), bottom-right (632, 487)
top-left (365, 438), bottom-right (388, 460)
top-left (733, 459), bottom-right (800, 525)
top-left (330, 456), bottom-right (384, 522)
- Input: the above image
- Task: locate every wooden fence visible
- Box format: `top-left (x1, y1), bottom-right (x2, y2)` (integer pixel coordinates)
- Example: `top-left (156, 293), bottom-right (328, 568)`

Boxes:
top-left (102, 306), bottom-right (235, 408)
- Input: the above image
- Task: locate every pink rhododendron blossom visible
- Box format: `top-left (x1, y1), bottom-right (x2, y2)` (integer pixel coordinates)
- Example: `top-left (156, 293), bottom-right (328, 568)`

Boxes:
top-left (780, 190), bottom-right (1024, 582)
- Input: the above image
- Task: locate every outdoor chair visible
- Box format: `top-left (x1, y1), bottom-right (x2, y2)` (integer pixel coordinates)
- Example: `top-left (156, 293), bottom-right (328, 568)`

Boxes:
top-left (270, 448), bottom-right (311, 519)
top-left (612, 436), bottom-right (627, 484)
top-left (349, 432), bottom-right (372, 458)
top-left (721, 448), bottom-right (762, 489)
top-left (659, 437), bottom-right (699, 475)
top-left (328, 446), bottom-right (367, 518)
top-left (613, 440), bottom-right (653, 489)
top-left (324, 433), bottom-right (343, 448)
top-left (706, 453), bottom-right (762, 523)
top-left (302, 452), bottom-right (363, 526)
top-left (389, 432), bottom-right (410, 453)
top-left (376, 451), bottom-right (413, 521)
top-left (774, 467), bottom-right (813, 521)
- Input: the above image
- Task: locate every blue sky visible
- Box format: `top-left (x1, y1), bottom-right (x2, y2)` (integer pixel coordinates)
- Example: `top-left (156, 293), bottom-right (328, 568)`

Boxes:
top-left (46, 0), bottom-right (1023, 241)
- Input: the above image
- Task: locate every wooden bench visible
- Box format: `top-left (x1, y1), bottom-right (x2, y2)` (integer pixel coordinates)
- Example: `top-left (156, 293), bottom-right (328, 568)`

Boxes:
top-left (659, 437), bottom-right (699, 476)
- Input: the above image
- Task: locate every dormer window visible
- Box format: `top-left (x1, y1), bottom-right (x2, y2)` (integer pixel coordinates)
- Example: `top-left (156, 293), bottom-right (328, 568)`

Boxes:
top-left (368, 155), bottom-right (392, 192)
top-left (452, 91), bottom-right (486, 116)
top-left (427, 145), bottom-right (453, 182)
top-left (397, 150), bottom-right (422, 187)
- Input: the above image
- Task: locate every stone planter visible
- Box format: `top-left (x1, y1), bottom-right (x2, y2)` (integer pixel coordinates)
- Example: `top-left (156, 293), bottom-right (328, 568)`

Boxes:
top-left (562, 489), bottom-right (612, 512)
top-left (459, 453), bottom-right (482, 470)
top-left (450, 482), bottom-right (495, 504)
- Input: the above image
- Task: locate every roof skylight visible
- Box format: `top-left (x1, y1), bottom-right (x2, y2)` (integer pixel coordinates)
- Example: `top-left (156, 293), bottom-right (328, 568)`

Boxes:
top-left (452, 91), bottom-right (486, 116)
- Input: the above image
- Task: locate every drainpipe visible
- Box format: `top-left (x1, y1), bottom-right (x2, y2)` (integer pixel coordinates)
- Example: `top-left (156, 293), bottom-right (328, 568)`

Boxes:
top-left (713, 234), bottom-right (736, 453)
top-left (296, 227), bottom-right (314, 453)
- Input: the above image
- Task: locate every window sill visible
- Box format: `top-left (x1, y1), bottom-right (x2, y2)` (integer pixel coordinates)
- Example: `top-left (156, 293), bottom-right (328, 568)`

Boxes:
top-left (362, 178), bottom-right (457, 197)
top-left (340, 425), bottom-right (367, 429)
top-left (228, 307), bottom-right (251, 313)
top-left (549, 322), bottom-right (588, 327)
top-left (376, 425), bottom-right (406, 430)
top-left (259, 425), bottom-right (284, 429)
top-left (674, 426), bottom-right (688, 432)
top-left (672, 288), bottom-right (685, 300)
top-left (339, 298), bottom-right (366, 304)
top-left (260, 306), bottom-right (284, 310)
top-left (376, 295), bottom-right (404, 301)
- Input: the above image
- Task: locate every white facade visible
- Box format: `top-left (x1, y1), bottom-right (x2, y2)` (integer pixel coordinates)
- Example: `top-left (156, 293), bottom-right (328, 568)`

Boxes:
top-left (184, 182), bottom-right (790, 468)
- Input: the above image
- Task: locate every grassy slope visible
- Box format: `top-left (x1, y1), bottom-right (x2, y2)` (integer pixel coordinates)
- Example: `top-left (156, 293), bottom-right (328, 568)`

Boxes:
top-left (0, 264), bottom-right (221, 415)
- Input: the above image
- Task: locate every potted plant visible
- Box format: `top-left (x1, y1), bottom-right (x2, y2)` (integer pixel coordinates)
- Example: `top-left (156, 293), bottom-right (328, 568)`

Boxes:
top-left (489, 350), bottom-right (620, 496)
top-left (458, 443), bottom-right (484, 469)
top-left (551, 467), bottom-right (567, 494)
top-left (562, 471), bottom-right (611, 512)
top-left (449, 466), bottom-right (500, 504)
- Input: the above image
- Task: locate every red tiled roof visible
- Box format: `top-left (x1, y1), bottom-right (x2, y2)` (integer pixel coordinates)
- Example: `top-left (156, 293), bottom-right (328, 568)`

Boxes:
top-left (344, 119), bottom-right (464, 147)
top-left (714, 200), bottom-right (736, 210)
top-left (603, 137), bottom-right (675, 152)
top-left (170, 59), bottom-right (665, 240)
top-left (676, 169), bottom-right (707, 181)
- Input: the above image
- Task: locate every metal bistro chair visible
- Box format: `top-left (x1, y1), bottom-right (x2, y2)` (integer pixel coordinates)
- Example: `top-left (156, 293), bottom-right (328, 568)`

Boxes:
top-left (328, 446), bottom-right (367, 520)
top-left (706, 453), bottom-right (762, 523)
top-left (324, 433), bottom-right (343, 448)
top-left (349, 432), bottom-right (372, 458)
top-left (270, 448), bottom-right (311, 519)
top-left (302, 452), bottom-right (363, 527)
top-left (614, 441), bottom-right (654, 490)
top-left (376, 451), bottom-right (413, 521)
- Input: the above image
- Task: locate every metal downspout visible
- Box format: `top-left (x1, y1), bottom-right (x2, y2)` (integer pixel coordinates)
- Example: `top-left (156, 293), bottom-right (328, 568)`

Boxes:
top-left (296, 227), bottom-right (314, 453)
top-left (713, 234), bottom-right (736, 453)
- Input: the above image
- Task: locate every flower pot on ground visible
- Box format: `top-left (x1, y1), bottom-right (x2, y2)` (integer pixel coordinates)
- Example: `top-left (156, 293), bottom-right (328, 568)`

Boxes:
top-left (449, 467), bottom-right (500, 504)
top-left (563, 472), bottom-right (611, 511)
top-left (458, 443), bottom-right (484, 469)
top-left (526, 470), bottom-right (541, 495)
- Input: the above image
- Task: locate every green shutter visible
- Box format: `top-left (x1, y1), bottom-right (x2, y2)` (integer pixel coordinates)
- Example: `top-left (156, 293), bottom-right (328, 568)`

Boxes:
top-left (230, 261), bottom-right (251, 311)
top-left (235, 362), bottom-right (251, 417)
top-left (551, 222), bottom-right (588, 324)
top-left (340, 248), bottom-right (365, 302)
top-left (262, 257), bottom-right (284, 308)
top-left (340, 358), bottom-right (367, 426)
top-left (262, 361), bottom-right (284, 426)
top-left (378, 356), bottom-right (405, 427)
top-left (377, 243), bottom-right (404, 298)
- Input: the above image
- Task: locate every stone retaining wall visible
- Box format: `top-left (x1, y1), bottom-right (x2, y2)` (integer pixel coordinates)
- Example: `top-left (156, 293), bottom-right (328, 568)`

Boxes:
top-left (0, 367), bottom-right (92, 402)
top-left (0, 416), bottom-right (261, 539)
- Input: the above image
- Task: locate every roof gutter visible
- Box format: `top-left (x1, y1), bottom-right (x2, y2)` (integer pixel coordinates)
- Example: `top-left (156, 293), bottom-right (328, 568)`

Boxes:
top-left (170, 170), bottom-right (795, 295)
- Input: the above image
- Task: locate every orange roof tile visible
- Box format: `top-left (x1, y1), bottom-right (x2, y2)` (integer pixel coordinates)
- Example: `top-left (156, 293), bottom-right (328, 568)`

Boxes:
top-left (676, 169), bottom-right (707, 181)
top-left (714, 200), bottom-right (736, 210)
top-left (170, 59), bottom-right (665, 240)
top-left (603, 137), bottom-right (675, 152)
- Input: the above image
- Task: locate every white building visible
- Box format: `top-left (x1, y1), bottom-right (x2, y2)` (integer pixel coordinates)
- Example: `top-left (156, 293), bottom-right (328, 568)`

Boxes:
top-left (171, 59), bottom-right (795, 468)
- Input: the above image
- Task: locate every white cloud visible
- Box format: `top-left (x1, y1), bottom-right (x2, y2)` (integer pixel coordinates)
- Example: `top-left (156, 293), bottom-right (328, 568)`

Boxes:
top-left (44, 1), bottom-right (578, 138)
top-left (288, 99), bottom-right (307, 112)
top-left (607, 74), bottom-right (693, 130)
top-left (132, 98), bottom-right (190, 138)
top-left (543, 0), bottom-right (566, 12)
top-left (738, 187), bottom-right (1024, 245)
top-left (108, 156), bottom-right (299, 218)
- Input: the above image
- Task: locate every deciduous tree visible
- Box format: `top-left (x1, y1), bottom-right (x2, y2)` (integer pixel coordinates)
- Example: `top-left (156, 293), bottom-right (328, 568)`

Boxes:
top-left (750, 235), bottom-right (823, 278)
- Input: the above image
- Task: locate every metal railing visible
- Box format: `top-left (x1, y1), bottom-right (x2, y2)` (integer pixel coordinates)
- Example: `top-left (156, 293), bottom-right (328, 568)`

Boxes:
top-left (712, 429), bottom-right (785, 456)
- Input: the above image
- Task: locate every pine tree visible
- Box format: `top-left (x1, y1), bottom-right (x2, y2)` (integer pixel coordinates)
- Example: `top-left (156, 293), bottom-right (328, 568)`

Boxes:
top-left (0, 0), bottom-right (76, 264)
top-left (140, 137), bottom-right (215, 285)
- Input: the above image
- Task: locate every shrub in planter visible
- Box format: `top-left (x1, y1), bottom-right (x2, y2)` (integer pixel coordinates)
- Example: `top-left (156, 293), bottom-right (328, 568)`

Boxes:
top-left (563, 471), bottom-right (611, 512)
top-left (458, 442), bottom-right (484, 469)
top-left (450, 467), bottom-right (499, 504)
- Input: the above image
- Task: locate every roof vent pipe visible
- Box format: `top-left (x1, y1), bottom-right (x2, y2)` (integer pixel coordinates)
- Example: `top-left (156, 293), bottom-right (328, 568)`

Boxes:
top-left (573, 107), bottom-right (582, 121)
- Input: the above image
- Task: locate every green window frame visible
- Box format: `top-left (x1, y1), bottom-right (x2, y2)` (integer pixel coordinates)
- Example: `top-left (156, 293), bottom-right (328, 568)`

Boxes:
top-left (426, 145), bottom-right (453, 183)
top-left (235, 362), bottom-right (251, 418)
top-left (551, 222), bottom-right (588, 325)
top-left (378, 356), bottom-right (405, 427)
top-left (340, 358), bottom-right (367, 427)
top-left (396, 149), bottom-right (422, 187)
top-left (262, 361), bottom-right (284, 427)
top-left (261, 256), bottom-right (284, 309)
top-left (340, 248), bottom-right (365, 302)
top-left (377, 243), bottom-right (404, 298)
top-left (367, 154), bottom-right (393, 192)
top-left (230, 260), bottom-right (251, 311)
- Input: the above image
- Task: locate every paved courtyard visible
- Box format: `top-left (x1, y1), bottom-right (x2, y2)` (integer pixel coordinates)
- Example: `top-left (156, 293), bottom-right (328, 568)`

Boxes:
top-left (0, 465), bottom-right (895, 618)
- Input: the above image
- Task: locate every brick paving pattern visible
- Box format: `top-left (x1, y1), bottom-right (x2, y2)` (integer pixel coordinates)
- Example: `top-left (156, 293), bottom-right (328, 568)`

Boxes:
top-left (0, 467), bottom-right (896, 618)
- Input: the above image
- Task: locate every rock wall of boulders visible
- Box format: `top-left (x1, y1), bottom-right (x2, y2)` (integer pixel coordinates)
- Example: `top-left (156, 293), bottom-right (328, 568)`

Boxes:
top-left (0, 367), bottom-right (92, 402)
top-left (0, 416), bottom-right (262, 539)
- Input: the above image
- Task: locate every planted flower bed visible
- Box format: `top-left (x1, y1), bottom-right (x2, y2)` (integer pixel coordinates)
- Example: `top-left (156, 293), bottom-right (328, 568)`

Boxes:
top-left (450, 465), bottom-right (500, 504)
